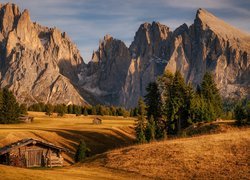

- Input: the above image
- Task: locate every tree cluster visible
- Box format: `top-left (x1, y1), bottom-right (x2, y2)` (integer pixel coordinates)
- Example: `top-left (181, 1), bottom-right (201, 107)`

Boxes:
top-left (0, 88), bottom-right (27, 124)
top-left (28, 103), bottom-right (131, 117)
top-left (135, 71), bottom-right (223, 143)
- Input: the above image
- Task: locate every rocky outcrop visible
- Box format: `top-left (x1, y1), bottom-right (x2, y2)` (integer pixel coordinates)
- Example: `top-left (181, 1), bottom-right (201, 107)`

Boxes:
top-left (0, 3), bottom-right (87, 105)
top-left (0, 3), bottom-right (249, 108)
top-left (78, 35), bottom-right (131, 106)
top-left (80, 8), bottom-right (250, 108)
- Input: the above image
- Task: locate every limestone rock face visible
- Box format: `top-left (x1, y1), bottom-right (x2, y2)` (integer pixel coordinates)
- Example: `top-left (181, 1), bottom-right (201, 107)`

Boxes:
top-left (80, 9), bottom-right (250, 108)
top-left (0, 3), bottom-right (249, 108)
top-left (0, 3), bottom-right (87, 105)
top-left (78, 35), bottom-right (131, 105)
top-left (186, 9), bottom-right (250, 98)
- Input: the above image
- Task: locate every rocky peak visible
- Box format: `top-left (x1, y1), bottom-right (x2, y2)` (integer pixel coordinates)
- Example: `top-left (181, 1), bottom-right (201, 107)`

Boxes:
top-left (173, 23), bottom-right (189, 37)
top-left (0, 3), bottom-right (87, 106)
top-left (91, 34), bottom-right (128, 64)
top-left (195, 8), bottom-right (250, 44)
top-left (130, 21), bottom-right (171, 59)
top-left (0, 3), bottom-right (20, 37)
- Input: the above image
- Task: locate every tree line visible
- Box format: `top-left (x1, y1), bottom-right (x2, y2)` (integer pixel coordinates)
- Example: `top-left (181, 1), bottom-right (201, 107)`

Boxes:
top-left (135, 71), bottom-right (250, 143)
top-left (28, 103), bottom-right (132, 117)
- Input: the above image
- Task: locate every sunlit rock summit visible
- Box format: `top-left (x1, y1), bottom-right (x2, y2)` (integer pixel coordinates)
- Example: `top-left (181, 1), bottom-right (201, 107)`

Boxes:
top-left (0, 3), bottom-right (249, 107)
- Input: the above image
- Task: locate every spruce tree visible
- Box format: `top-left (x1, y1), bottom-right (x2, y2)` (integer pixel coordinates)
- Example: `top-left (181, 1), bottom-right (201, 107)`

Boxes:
top-left (144, 82), bottom-right (163, 139)
top-left (0, 88), bottom-right (20, 124)
top-left (144, 82), bottom-right (162, 120)
top-left (91, 106), bottom-right (97, 115)
top-left (145, 115), bottom-right (156, 142)
top-left (19, 103), bottom-right (28, 115)
top-left (166, 71), bottom-right (186, 135)
top-left (201, 72), bottom-right (222, 120)
top-left (83, 108), bottom-right (88, 116)
top-left (74, 140), bottom-right (88, 163)
top-left (45, 104), bottom-right (54, 116)
top-left (135, 97), bottom-right (147, 143)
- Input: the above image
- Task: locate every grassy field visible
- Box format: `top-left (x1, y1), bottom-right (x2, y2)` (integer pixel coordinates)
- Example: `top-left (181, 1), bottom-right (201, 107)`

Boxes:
top-left (0, 112), bottom-right (136, 165)
top-left (89, 128), bottom-right (250, 179)
top-left (0, 112), bottom-right (249, 179)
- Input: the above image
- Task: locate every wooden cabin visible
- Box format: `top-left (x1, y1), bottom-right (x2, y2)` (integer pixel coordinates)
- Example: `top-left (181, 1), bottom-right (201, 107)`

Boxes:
top-left (19, 116), bottom-right (34, 123)
top-left (93, 117), bottom-right (102, 125)
top-left (0, 138), bottom-right (68, 168)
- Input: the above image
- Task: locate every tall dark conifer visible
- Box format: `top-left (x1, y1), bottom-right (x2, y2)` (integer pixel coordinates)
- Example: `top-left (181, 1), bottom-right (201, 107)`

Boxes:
top-left (0, 88), bottom-right (20, 124)
top-left (201, 72), bottom-right (222, 120)
top-left (135, 97), bottom-right (147, 143)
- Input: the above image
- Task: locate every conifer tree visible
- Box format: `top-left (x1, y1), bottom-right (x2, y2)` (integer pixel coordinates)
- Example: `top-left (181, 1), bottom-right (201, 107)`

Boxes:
top-left (144, 82), bottom-right (162, 120)
top-left (135, 97), bottom-right (147, 143)
top-left (166, 71), bottom-right (186, 135)
top-left (145, 115), bottom-right (156, 142)
top-left (201, 72), bottom-right (222, 120)
top-left (0, 88), bottom-right (20, 124)
top-left (19, 103), bottom-right (28, 115)
top-left (45, 103), bottom-right (54, 116)
top-left (83, 108), bottom-right (88, 116)
top-left (91, 106), bottom-right (97, 115)
top-left (74, 140), bottom-right (88, 163)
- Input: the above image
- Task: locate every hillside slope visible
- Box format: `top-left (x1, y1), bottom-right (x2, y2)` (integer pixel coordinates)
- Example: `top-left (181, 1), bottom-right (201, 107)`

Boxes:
top-left (88, 128), bottom-right (250, 179)
top-left (0, 112), bottom-right (136, 165)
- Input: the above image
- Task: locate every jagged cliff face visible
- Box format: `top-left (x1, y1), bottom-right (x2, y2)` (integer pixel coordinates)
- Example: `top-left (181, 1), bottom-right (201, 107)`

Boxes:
top-left (0, 3), bottom-right (87, 105)
top-left (78, 35), bottom-right (131, 105)
top-left (80, 8), bottom-right (250, 108)
top-left (0, 3), bottom-right (249, 108)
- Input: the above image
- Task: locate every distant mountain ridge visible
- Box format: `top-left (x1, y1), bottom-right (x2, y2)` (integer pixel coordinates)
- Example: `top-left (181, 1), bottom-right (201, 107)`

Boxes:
top-left (0, 3), bottom-right (249, 107)
top-left (80, 8), bottom-right (250, 107)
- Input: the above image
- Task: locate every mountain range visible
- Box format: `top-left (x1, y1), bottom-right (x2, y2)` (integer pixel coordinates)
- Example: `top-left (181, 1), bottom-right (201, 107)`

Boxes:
top-left (0, 3), bottom-right (249, 107)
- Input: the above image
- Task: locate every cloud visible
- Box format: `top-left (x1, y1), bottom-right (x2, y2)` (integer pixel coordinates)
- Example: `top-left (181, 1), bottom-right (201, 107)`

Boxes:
top-left (1, 0), bottom-right (250, 62)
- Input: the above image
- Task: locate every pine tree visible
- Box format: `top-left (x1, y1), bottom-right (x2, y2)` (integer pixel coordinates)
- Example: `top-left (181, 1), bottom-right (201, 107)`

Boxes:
top-left (19, 104), bottom-right (28, 115)
top-left (55, 104), bottom-right (66, 117)
top-left (166, 71), bottom-right (186, 135)
top-left (145, 115), bottom-right (156, 142)
top-left (201, 72), bottom-right (222, 120)
top-left (144, 82), bottom-right (163, 139)
top-left (144, 82), bottom-right (162, 120)
top-left (91, 106), bottom-right (97, 115)
top-left (45, 104), bottom-right (54, 116)
top-left (68, 105), bottom-right (73, 114)
top-left (74, 140), bottom-right (88, 163)
top-left (83, 108), bottom-right (88, 116)
top-left (0, 88), bottom-right (20, 124)
top-left (234, 100), bottom-right (248, 126)
top-left (135, 97), bottom-right (147, 143)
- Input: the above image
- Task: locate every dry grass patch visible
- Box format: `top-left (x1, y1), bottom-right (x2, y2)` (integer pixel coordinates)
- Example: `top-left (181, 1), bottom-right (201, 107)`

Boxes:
top-left (89, 128), bottom-right (250, 179)
top-left (0, 112), bottom-right (136, 164)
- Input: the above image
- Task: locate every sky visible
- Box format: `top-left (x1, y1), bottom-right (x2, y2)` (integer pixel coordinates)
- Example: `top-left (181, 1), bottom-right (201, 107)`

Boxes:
top-left (2, 0), bottom-right (250, 62)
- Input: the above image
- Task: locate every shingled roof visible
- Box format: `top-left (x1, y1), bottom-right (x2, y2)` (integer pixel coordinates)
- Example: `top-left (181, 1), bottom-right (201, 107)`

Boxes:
top-left (0, 138), bottom-right (70, 155)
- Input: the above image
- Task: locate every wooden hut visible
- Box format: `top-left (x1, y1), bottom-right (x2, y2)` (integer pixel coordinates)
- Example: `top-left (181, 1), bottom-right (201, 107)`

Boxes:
top-left (0, 138), bottom-right (68, 168)
top-left (19, 116), bottom-right (34, 123)
top-left (93, 117), bottom-right (102, 125)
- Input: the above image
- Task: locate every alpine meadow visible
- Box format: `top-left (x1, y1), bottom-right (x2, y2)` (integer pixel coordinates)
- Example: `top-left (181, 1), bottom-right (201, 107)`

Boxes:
top-left (0, 1), bottom-right (249, 179)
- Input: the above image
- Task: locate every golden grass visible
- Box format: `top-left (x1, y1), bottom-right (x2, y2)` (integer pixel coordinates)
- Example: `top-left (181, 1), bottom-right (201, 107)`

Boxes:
top-left (89, 128), bottom-right (250, 179)
top-left (0, 112), bottom-right (136, 165)
top-left (0, 164), bottom-right (145, 180)
top-left (0, 112), bottom-right (249, 179)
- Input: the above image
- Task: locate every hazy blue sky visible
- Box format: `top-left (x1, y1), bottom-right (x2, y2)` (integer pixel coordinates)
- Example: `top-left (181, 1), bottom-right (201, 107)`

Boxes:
top-left (2, 0), bottom-right (250, 62)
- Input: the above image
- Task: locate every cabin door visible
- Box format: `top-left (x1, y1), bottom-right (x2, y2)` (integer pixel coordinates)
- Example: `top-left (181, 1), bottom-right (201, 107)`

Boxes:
top-left (26, 150), bottom-right (43, 167)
